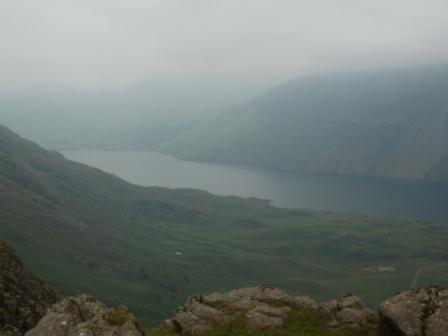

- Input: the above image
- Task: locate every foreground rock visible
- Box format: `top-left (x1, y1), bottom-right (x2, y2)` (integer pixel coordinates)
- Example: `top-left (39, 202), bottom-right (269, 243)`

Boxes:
top-left (0, 241), bottom-right (144, 336)
top-left (25, 295), bottom-right (144, 336)
top-left (3, 241), bottom-right (448, 336)
top-left (165, 285), bottom-right (374, 335)
top-left (379, 287), bottom-right (448, 336)
top-left (320, 294), bottom-right (379, 328)
top-left (0, 241), bottom-right (62, 335)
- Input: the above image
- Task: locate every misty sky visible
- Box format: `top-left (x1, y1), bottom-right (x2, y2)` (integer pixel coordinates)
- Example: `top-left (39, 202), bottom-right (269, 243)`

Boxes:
top-left (1, 0), bottom-right (448, 121)
top-left (0, 0), bottom-right (448, 137)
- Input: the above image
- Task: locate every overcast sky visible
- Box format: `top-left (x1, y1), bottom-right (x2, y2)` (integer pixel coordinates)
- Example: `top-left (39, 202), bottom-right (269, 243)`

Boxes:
top-left (1, 0), bottom-right (448, 97)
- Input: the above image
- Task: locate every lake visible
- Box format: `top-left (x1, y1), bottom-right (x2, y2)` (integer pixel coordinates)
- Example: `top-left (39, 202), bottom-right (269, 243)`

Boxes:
top-left (63, 150), bottom-right (448, 223)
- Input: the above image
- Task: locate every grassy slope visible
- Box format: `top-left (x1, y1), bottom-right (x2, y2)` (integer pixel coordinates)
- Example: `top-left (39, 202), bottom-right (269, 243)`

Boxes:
top-left (1, 125), bottom-right (448, 325)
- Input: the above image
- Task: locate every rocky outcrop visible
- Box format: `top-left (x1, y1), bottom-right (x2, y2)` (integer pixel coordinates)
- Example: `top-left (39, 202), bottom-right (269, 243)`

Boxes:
top-left (320, 294), bottom-right (379, 328)
top-left (201, 285), bottom-right (318, 311)
top-left (0, 241), bottom-right (143, 336)
top-left (3, 240), bottom-right (448, 336)
top-left (160, 286), bottom-right (448, 336)
top-left (25, 295), bottom-right (143, 336)
top-left (165, 285), bottom-right (373, 335)
top-left (379, 287), bottom-right (448, 336)
top-left (0, 241), bottom-right (62, 335)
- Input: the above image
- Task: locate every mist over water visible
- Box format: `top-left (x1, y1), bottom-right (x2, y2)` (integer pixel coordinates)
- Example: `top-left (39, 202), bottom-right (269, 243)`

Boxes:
top-left (64, 150), bottom-right (448, 223)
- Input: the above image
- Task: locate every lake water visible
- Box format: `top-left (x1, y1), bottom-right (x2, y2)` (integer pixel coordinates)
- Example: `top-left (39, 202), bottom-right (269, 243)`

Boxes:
top-left (63, 150), bottom-right (448, 223)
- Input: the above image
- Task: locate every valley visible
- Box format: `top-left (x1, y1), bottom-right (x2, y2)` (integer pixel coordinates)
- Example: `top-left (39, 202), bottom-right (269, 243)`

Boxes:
top-left (1, 125), bottom-right (448, 325)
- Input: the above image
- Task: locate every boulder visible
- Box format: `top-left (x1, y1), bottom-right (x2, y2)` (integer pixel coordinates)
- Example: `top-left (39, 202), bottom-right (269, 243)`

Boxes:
top-left (171, 297), bottom-right (230, 335)
top-left (168, 285), bottom-right (317, 335)
top-left (320, 294), bottom-right (378, 328)
top-left (222, 285), bottom-right (318, 310)
top-left (202, 285), bottom-right (318, 313)
top-left (170, 312), bottom-right (212, 336)
top-left (0, 241), bottom-right (62, 335)
top-left (246, 310), bottom-right (283, 331)
top-left (246, 304), bottom-right (291, 331)
top-left (379, 287), bottom-right (448, 336)
top-left (25, 295), bottom-right (143, 336)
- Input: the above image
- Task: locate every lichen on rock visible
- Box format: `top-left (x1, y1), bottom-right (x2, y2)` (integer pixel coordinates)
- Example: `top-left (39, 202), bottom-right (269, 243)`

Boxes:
top-left (379, 287), bottom-right (448, 336)
top-left (320, 294), bottom-right (379, 328)
top-left (162, 285), bottom-right (377, 335)
top-left (25, 295), bottom-right (144, 336)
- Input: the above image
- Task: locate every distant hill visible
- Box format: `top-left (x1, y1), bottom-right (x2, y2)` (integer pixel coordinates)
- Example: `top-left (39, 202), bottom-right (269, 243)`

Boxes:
top-left (1, 125), bottom-right (448, 323)
top-left (0, 86), bottom-right (199, 150)
top-left (157, 64), bottom-right (448, 181)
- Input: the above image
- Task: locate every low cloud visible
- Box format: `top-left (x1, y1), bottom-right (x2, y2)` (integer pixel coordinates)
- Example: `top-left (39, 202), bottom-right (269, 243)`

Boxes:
top-left (1, 0), bottom-right (448, 95)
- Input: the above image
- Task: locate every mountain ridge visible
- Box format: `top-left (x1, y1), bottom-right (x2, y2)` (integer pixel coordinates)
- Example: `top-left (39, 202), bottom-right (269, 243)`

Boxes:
top-left (156, 64), bottom-right (448, 181)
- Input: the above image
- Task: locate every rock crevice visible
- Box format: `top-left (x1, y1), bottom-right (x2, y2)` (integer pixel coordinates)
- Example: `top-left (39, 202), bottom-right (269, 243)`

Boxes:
top-left (379, 287), bottom-right (448, 336)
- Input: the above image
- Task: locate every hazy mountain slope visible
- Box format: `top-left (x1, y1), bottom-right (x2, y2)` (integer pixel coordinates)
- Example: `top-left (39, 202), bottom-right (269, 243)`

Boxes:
top-left (157, 64), bottom-right (448, 181)
top-left (0, 90), bottom-right (197, 150)
top-left (2, 125), bottom-right (448, 324)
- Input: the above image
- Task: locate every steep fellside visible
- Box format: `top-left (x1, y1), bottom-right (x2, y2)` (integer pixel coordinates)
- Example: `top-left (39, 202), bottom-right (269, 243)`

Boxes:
top-left (0, 241), bottom-right (61, 335)
top-left (157, 64), bottom-right (448, 181)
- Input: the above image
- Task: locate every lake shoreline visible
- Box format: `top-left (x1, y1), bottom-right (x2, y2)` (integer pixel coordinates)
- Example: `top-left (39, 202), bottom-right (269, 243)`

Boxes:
top-left (62, 150), bottom-right (448, 224)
